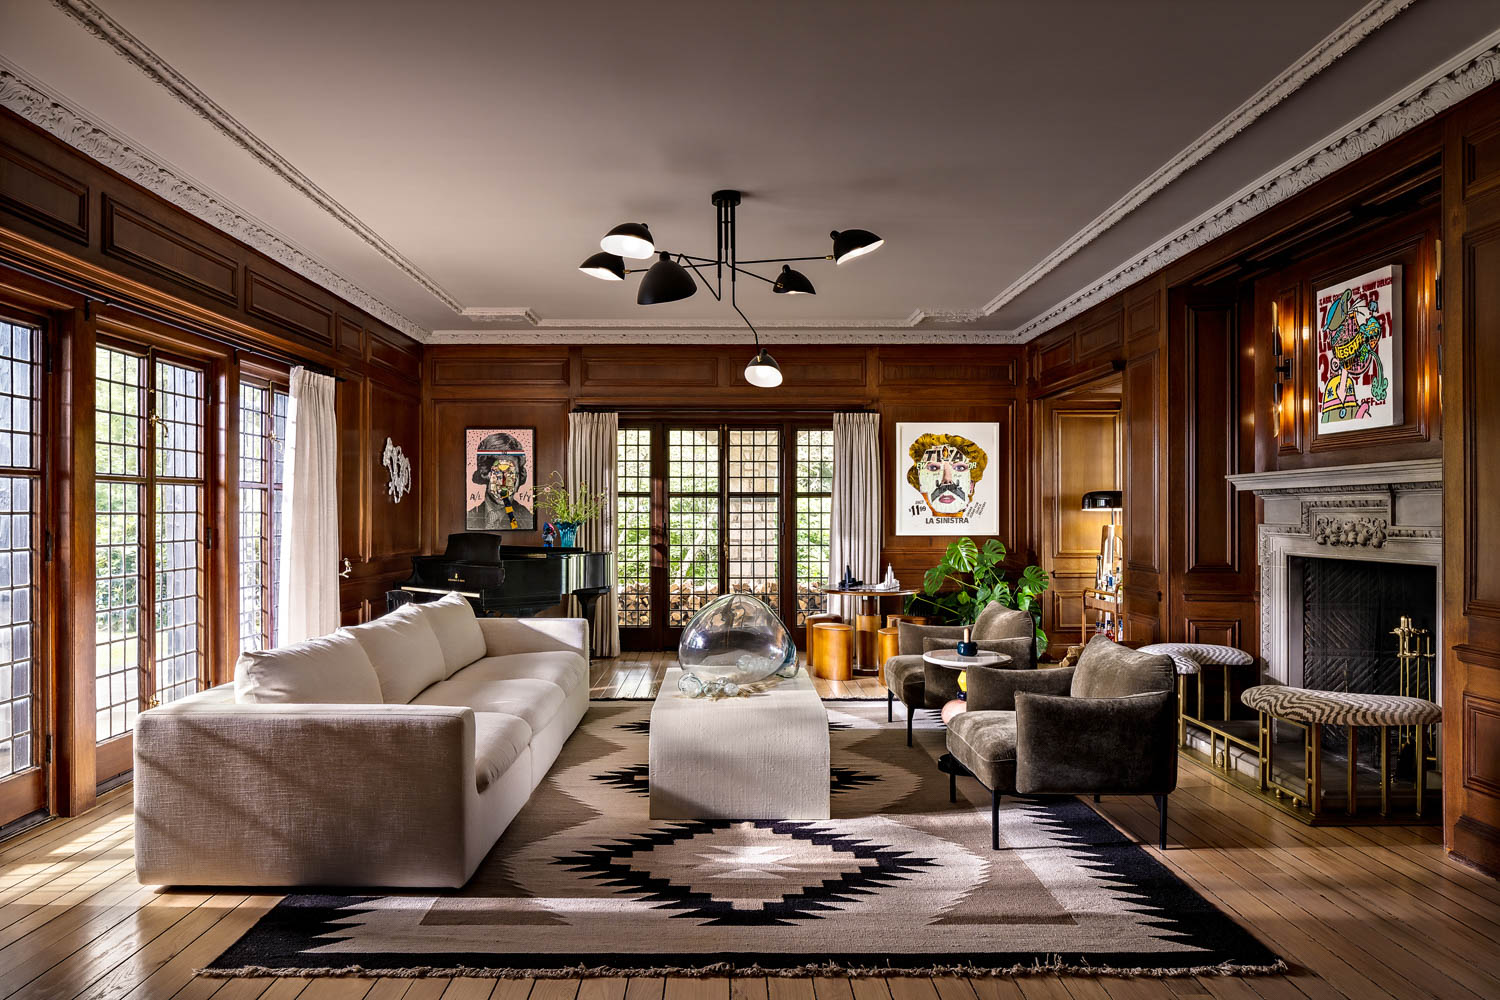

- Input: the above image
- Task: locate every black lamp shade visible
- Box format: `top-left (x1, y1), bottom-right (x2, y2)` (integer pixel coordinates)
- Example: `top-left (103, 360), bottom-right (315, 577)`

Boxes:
top-left (578, 251), bottom-right (625, 281)
top-left (1081, 490), bottom-right (1123, 512)
top-left (636, 253), bottom-right (697, 305)
top-left (744, 348), bottom-right (783, 387)
top-left (601, 222), bottom-right (655, 259)
top-left (772, 265), bottom-right (816, 295)
top-left (831, 228), bottom-right (884, 264)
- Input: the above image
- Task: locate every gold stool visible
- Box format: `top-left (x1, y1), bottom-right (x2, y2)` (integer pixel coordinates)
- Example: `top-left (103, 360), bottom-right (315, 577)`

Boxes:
top-left (803, 612), bottom-right (843, 672)
top-left (876, 626), bottom-right (900, 685)
top-left (812, 622), bottom-right (854, 681)
top-left (887, 614), bottom-right (928, 628)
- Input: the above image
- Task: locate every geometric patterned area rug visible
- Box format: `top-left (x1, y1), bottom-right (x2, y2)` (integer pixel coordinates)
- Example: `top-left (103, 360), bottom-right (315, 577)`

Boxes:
top-left (205, 701), bottom-right (1283, 979)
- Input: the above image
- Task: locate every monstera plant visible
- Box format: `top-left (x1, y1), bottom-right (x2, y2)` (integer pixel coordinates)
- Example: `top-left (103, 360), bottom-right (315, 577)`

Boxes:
top-left (905, 538), bottom-right (1050, 654)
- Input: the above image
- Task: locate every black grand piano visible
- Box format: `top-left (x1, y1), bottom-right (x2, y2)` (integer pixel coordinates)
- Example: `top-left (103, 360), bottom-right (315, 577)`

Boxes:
top-left (387, 532), bottom-right (610, 620)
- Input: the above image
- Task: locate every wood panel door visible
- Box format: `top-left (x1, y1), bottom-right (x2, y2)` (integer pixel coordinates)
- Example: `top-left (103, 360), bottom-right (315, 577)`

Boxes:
top-left (1037, 390), bottom-right (1121, 649)
top-left (1443, 95), bottom-right (1500, 874)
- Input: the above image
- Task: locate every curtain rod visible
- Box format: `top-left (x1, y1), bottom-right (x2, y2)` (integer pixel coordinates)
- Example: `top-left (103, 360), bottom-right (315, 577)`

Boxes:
top-left (0, 250), bottom-right (341, 380)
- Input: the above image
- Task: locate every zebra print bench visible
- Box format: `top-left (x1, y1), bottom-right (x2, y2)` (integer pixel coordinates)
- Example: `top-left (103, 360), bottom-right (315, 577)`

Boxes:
top-left (1240, 684), bottom-right (1440, 819)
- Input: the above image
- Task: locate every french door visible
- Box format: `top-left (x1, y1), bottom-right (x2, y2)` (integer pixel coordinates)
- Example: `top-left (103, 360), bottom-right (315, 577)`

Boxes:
top-left (616, 420), bottom-right (832, 650)
top-left (94, 340), bottom-right (210, 780)
top-left (0, 315), bottom-right (47, 827)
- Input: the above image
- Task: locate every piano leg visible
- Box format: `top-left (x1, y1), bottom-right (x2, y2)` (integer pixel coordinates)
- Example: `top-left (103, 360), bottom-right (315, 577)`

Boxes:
top-left (573, 587), bottom-right (609, 640)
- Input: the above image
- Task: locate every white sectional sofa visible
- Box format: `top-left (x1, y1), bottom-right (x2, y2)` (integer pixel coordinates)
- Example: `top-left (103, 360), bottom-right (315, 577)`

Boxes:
top-left (132, 593), bottom-right (589, 888)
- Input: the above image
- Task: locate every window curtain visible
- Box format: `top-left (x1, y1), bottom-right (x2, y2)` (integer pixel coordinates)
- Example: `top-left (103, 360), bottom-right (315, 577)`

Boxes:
top-left (567, 410), bottom-right (620, 657)
top-left (277, 367), bottom-right (340, 644)
top-left (828, 412), bottom-right (882, 621)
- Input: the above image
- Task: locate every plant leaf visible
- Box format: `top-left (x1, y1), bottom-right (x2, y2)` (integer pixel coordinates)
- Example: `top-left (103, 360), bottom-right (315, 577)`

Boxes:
top-left (1020, 564), bottom-right (1049, 594)
top-left (949, 537), bottom-right (979, 572)
top-left (982, 538), bottom-right (1006, 563)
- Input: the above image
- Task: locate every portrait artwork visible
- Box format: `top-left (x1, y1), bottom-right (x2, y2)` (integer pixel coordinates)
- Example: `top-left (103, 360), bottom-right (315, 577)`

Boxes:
top-left (1315, 264), bottom-right (1402, 435)
top-left (465, 428), bottom-right (536, 531)
top-left (895, 422), bottom-right (1000, 536)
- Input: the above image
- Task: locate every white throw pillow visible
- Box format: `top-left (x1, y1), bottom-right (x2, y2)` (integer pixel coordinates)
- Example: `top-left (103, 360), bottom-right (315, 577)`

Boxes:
top-left (418, 593), bottom-right (487, 677)
top-left (234, 630), bottom-right (383, 704)
top-left (345, 604), bottom-right (446, 703)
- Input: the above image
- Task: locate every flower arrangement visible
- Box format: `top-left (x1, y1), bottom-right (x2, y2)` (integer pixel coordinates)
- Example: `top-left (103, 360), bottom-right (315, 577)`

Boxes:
top-left (534, 471), bottom-right (606, 526)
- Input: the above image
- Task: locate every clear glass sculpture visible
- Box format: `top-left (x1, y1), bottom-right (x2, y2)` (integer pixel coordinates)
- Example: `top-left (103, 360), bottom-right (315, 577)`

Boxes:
top-left (676, 593), bottom-right (799, 697)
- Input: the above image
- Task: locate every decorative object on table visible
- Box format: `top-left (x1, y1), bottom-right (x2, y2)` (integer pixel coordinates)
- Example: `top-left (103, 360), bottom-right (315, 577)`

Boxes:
top-left (956, 626), bottom-right (978, 658)
top-left (576, 189), bottom-right (883, 389)
top-left (1082, 489), bottom-right (1123, 590)
top-left (837, 564), bottom-right (863, 589)
top-left (870, 564), bottom-right (900, 590)
top-left (906, 537), bottom-right (1049, 654)
top-left (380, 437), bottom-right (411, 503)
top-left (465, 428), bottom-right (535, 531)
top-left (895, 422), bottom-right (1001, 535)
top-left (541, 521), bottom-right (557, 548)
top-left (676, 593), bottom-right (797, 697)
top-left (534, 470), bottom-right (607, 549)
top-left (1315, 264), bottom-right (1402, 434)
top-left (210, 701), bottom-right (1284, 980)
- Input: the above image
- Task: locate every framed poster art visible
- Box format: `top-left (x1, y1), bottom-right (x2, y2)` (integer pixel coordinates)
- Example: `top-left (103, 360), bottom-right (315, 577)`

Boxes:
top-left (465, 427), bottom-right (536, 531)
top-left (1315, 264), bottom-right (1402, 434)
top-left (895, 422), bottom-right (1000, 536)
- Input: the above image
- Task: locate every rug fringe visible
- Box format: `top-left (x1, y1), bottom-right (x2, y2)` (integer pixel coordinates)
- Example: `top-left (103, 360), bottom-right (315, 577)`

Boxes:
top-left (196, 958), bottom-right (1290, 980)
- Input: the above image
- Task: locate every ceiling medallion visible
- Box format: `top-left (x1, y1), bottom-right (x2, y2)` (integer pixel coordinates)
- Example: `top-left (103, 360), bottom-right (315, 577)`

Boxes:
top-left (578, 190), bottom-right (883, 387)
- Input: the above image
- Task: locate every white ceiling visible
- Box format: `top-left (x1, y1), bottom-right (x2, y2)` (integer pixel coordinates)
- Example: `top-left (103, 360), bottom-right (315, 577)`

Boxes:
top-left (3, 0), bottom-right (1499, 343)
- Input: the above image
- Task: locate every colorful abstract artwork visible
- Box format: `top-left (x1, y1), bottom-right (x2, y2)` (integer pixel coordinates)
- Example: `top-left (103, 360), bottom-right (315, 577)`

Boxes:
top-left (894, 422), bottom-right (1000, 536)
top-left (465, 427), bottom-right (535, 531)
top-left (1315, 264), bottom-right (1402, 435)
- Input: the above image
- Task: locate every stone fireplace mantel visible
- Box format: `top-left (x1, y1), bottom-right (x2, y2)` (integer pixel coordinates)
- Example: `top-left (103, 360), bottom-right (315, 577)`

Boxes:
top-left (1227, 458), bottom-right (1442, 689)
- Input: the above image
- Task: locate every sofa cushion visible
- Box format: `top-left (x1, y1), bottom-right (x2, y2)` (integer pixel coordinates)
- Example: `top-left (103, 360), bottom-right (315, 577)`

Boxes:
top-left (346, 604), bottom-right (446, 704)
top-left (418, 592), bottom-right (487, 678)
top-left (233, 630), bottom-right (383, 705)
top-left (972, 603), bottom-right (1035, 641)
top-left (896, 621), bottom-right (967, 657)
top-left (1071, 635), bottom-right (1174, 700)
top-left (945, 710), bottom-right (1019, 792)
top-left (412, 671), bottom-right (568, 735)
top-left (472, 712), bottom-right (532, 793)
top-left (455, 652), bottom-right (588, 698)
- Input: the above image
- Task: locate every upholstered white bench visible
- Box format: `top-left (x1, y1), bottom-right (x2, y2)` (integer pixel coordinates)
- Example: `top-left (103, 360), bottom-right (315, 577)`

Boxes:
top-left (1241, 684), bottom-right (1441, 818)
top-left (1139, 642), bottom-right (1254, 747)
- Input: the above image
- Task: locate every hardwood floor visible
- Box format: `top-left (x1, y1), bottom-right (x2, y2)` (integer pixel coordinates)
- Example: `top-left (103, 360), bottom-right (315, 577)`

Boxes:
top-left (0, 652), bottom-right (1495, 1000)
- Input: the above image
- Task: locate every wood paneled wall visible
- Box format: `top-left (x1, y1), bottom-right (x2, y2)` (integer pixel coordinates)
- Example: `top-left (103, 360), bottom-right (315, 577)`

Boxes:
top-left (0, 109), bottom-right (423, 817)
top-left (422, 343), bottom-right (1029, 614)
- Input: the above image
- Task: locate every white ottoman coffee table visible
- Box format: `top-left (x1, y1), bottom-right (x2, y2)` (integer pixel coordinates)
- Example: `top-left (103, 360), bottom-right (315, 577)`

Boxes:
top-left (649, 667), bottom-right (830, 819)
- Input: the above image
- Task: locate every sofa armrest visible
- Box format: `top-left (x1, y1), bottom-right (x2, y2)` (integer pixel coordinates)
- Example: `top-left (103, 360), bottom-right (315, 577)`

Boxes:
top-left (967, 666), bottom-right (1074, 712)
top-left (133, 702), bottom-right (478, 887)
top-left (1013, 690), bottom-right (1177, 795)
top-left (477, 616), bottom-right (590, 659)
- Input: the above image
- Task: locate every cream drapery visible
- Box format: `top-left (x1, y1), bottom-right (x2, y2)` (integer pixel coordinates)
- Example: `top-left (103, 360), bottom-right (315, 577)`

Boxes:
top-left (277, 367), bottom-right (340, 644)
top-left (566, 410), bottom-right (620, 657)
top-left (828, 412), bottom-right (882, 621)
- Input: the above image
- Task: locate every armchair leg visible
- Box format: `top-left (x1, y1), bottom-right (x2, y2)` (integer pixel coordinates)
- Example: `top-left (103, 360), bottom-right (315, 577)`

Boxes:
top-left (1093, 794), bottom-right (1101, 803)
top-left (907, 709), bottom-right (914, 747)
top-left (888, 690), bottom-right (894, 723)
top-left (991, 787), bottom-right (1000, 850)
top-left (1154, 794), bottom-right (1168, 850)
top-left (949, 769), bottom-right (957, 803)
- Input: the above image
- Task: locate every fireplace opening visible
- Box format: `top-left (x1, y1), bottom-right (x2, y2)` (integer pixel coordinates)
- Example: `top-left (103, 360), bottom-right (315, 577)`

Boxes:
top-left (1290, 555), bottom-right (1437, 767)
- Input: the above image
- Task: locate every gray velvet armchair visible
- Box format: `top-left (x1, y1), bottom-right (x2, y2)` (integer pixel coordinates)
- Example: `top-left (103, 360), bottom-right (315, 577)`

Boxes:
top-left (944, 635), bottom-right (1177, 849)
top-left (883, 602), bottom-right (1037, 745)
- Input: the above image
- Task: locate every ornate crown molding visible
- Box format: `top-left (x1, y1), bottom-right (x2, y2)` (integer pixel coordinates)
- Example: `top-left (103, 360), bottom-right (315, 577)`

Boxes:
top-left (982, 0), bottom-right (1414, 323)
top-left (0, 59), bottom-right (429, 341)
top-left (1012, 31), bottom-right (1500, 341)
top-left (49, 0), bottom-right (462, 319)
top-left (427, 327), bottom-right (1015, 346)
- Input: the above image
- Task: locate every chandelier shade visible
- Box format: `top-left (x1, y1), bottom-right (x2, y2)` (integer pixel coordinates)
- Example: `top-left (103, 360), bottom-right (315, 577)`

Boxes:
top-left (772, 265), bottom-right (816, 295)
top-left (578, 251), bottom-right (626, 281)
top-left (600, 222), bottom-right (655, 259)
top-left (831, 228), bottom-right (884, 264)
top-left (744, 348), bottom-right (783, 388)
top-left (636, 252), bottom-right (697, 305)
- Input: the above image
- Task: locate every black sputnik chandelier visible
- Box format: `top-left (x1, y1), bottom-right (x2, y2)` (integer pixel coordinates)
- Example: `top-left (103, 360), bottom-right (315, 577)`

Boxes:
top-left (578, 189), bottom-right (883, 387)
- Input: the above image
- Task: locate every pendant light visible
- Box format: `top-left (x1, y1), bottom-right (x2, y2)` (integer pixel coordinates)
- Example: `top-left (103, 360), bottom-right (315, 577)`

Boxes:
top-left (772, 265), bottom-right (816, 295)
top-left (744, 348), bottom-right (783, 387)
top-left (579, 190), bottom-right (884, 387)
top-left (636, 252), bottom-right (697, 305)
top-left (831, 228), bottom-right (884, 264)
top-left (600, 222), bottom-right (655, 259)
top-left (578, 251), bottom-right (626, 281)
